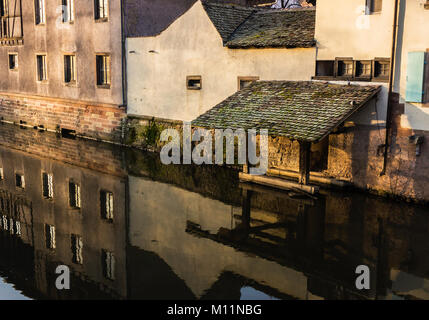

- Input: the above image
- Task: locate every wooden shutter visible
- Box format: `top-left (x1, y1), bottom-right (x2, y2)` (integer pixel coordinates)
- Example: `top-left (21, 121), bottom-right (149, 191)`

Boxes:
top-left (406, 52), bottom-right (426, 103)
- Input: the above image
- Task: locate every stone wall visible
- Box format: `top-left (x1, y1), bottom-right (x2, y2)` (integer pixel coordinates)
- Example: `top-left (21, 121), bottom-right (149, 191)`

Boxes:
top-left (0, 122), bottom-right (126, 177)
top-left (0, 93), bottom-right (126, 143)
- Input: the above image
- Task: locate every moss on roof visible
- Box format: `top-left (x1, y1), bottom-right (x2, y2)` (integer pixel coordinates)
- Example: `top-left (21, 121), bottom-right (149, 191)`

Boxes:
top-left (202, 2), bottom-right (316, 48)
top-left (192, 81), bottom-right (381, 142)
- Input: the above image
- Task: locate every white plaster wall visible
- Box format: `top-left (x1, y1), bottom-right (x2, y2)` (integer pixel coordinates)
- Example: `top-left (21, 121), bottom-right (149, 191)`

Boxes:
top-left (396, 0), bottom-right (429, 131)
top-left (126, 1), bottom-right (316, 121)
top-left (315, 0), bottom-right (393, 60)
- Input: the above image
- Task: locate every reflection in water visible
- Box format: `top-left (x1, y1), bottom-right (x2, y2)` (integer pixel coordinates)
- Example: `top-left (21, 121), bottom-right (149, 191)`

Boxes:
top-left (0, 124), bottom-right (428, 300)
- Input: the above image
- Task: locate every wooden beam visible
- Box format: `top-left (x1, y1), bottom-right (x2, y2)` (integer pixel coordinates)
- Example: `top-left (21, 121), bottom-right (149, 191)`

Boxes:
top-left (299, 141), bottom-right (311, 185)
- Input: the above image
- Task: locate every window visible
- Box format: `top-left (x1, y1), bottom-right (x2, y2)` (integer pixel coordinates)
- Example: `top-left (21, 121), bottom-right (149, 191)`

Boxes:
top-left (15, 173), bottom-right (25, 189)
top-left (1, 215), bottom-right (8, 230)
top-left (95, 0), bottom-right (108, 20)
top-left (36, 54), bottom-right (47, 81)
top-left (35, 0), bottom-right (45, 25)
top-left (187, 76), bottom-right (202, 90)
top-left (14, 220), bottom-right (21, 236)
top-left (69, 181), bottom-right (81, 208)
top-left (42, 172), bottom-right (53, 199)
top-left (315, 60), bottom-right (335, 77)
top-left (336, 58), bottom-right (354, 77)
top-left (45, 224), bottom-right (56, 249)
top-left (64, 54), bottom-right (76, 84)
top-left (102, 250), bottom-right (115, 280)
top-left (8, 54), bottom-right (18, 71)
top-left (62, 0), bottom-right (74, 23)
top-left (0, 167), bottom-right (3, 180)
top-left (373, 58), bottom-right (390, 80)
top-left (366, 0), bottom-right (382, 14)
top-left (0, 0), bottom-right (8, 17)
top-left (71, 234), bottom-right (83, 264)
top-left (238, 76), bottom-right (259, 90)
top-left (96, 54), bottom-right (110, 87)
top-left (100, 191), bottom-right (113, 221)
top-left (355, 60), bottom-right (372, 78)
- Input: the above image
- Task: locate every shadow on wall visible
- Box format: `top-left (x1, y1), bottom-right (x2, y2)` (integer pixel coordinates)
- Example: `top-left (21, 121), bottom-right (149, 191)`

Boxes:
top-left (125, 0), bottom-right (199, 37)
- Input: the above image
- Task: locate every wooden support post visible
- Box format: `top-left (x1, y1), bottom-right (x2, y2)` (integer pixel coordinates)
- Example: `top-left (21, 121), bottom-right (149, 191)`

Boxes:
top-left (299, 141), bottom-right (311, 185)
top-left (243, 130), bottom-right (249, 174)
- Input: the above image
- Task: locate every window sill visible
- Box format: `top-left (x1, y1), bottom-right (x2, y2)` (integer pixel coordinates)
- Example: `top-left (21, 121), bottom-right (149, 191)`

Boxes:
top-left (95, 18), bottom-right (109, 23)
top-left (64, 81), bottom-right (77, 87)
top-left (312, 76), bottom-right (387, 83)
top-left (36, 80), bottom-right (49, 84)
top-left (9, 69), bottom-right (18, 72)
top-left (187, 87), bottom-right (202, 90)
top-left (97, 84), bottom-right (111, 89)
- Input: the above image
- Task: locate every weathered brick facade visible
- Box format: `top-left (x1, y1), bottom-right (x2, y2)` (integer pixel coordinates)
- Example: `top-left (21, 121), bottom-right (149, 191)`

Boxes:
top-left (0, 93), bottom-right (126, 143)
top-left (0, 120), bottom-right (126, 177)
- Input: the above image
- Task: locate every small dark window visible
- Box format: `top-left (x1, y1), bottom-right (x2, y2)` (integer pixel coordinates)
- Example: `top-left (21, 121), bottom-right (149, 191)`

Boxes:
top-left (101, 250), bottom-right (115, 280)
top-left (64, 55), bottom-right (76, 83)
top-left (94, 0), bottom-right (108, 20)
top-left (36, 54), bottom-right (47, 81)
top-left (35, 0), bottom-right (45, 25)
top-left (336, 59), bottom-right (354, 77)
top-left (69, 181), bottom-right (81, 208)
top-left (238, 76), bottom-right (259, 90)
top-left (15, 173), bottom-right (25, 189)
top-left (316, 61), bottom-right (335, 77)
top-left (8, 54), bottom-right (18, 70)
top-left (355, 61), bottom-right (372, 78)
top-left (96, 54), bottom-right (110, 87)
top-left (42, 172), bottom-right (53, 199)
top-left (100, 191), bottom-right (114, 221)
top-left (45, 224), bottom-right (56, 249)
top-left (366, 0), bottom-right (382, 14)
top-left (187, 76), bottom-right (202, 90)
top-left (71, 234), bottom-right (83, 264)
top-left (374, 59), bottom-right (390, 80)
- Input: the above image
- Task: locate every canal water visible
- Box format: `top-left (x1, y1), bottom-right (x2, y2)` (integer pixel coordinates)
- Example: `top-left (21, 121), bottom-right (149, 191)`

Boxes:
top-left (0, 123), bottom-right (428, 300)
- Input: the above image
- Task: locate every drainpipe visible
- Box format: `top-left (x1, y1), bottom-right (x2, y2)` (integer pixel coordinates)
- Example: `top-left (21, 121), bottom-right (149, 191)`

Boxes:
top-left (381, 0), bottom-right (400, 176)
top-left (120, 0), bottom-right (127, 108)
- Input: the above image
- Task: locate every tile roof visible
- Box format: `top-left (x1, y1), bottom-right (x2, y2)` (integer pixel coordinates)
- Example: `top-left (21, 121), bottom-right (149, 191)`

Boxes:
top-left (202, 2), bottom-right (255, 44)
top-left (202, 2), bottom-right (316, 48)
top-left (226, 9), bottom-right (316, 48)
top-left (192, 81), bottom-right (381, 142)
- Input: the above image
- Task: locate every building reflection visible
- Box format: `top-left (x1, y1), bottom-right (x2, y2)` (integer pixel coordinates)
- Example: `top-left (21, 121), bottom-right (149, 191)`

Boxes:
top-left (0, 125), bottom-right (429, 300)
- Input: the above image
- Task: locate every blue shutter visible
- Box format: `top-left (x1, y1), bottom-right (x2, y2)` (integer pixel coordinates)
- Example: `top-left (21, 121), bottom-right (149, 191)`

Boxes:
top-left (406, 52), bottom-right (426, 103)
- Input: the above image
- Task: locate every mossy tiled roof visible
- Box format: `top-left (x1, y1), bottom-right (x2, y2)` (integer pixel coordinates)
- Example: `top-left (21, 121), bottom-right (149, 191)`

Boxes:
top-left (227, 8), bottom-right (316, 48)
top-left (202, 2), bottom-right (255, 44)
top-left (202, 2), bottom-right (316, 48)
top-left (192, 81), bottom-right (381, 142)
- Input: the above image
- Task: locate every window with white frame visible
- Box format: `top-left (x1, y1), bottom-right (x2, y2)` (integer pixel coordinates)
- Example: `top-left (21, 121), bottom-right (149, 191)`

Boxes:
top-left (64, 54), bottom-right (76, 84)
top-left (100, 191), bottom-right (113, 221)
top-left (102, 250), bottom-right (115, 280)
top-left (35, 0), bottom-right (45, 25)
top-left (45, 224), bottom-right (56, 249)
top-left (42, 172), bottom-right (54, 199)
top-left (71, 234), bottom-right (83, 264)
top-left (62, 0), bottom-right (74, 23)
top-left (69, 181), bottom-right (81, 208)
top-left (94, 0), bottom-right (108, 20)
top-left (36, 54), bottom-right (47, 81)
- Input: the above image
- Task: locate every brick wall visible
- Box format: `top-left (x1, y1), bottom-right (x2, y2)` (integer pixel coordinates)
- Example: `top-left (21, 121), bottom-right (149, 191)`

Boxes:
top-left (0, 122), bottom-right (126, 177)
top-left (0, 93), bottom-right (126, 142)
